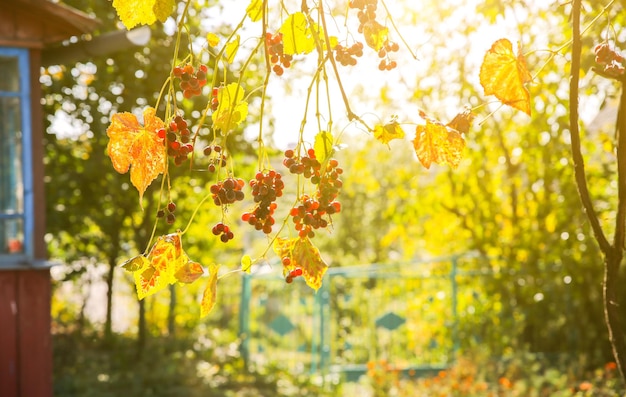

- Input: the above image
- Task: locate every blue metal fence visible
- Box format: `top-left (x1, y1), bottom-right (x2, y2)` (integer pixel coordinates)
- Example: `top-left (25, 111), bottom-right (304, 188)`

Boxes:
top-left (238, 254), bottom-right (504, 381)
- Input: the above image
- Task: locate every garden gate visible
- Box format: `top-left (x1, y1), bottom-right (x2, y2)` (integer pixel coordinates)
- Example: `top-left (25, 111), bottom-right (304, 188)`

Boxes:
top-left (238, 254), bottom-right (501, 381)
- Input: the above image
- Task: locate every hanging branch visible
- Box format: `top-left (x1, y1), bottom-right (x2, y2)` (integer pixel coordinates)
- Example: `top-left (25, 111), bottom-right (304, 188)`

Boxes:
top-left (569, 0), bottom-right (626, 381)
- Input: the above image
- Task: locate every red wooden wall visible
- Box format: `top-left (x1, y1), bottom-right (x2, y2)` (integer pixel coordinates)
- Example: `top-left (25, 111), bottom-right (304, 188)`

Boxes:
top-left (0, 270), bottom-right (52, 397)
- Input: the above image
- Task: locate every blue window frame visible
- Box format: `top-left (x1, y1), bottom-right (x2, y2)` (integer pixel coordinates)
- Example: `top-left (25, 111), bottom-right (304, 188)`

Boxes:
top-left (0, 47), bottom-right (33, 263)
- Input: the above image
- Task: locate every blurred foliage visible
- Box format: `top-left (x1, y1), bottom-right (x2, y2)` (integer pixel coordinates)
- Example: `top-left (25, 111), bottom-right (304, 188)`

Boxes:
top-left (355, 351), bottom-right (625, 396)
top-left (53, 330), bottom-right (337, 397)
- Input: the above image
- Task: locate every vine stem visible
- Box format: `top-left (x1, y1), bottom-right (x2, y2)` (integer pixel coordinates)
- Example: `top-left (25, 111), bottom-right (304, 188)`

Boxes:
top-left (317, 0), bottom-right (372, 132)
top-left (569, 0), bottom-right (626, 382)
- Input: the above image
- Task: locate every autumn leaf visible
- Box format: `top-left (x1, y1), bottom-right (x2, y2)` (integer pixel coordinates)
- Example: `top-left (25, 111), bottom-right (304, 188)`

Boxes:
top-left (112, 0), bottom-right (174, 29)
top-left (106, 107), bottom-right (166, 207)
top-left (246, 0), bottom-right (263, 22)
top-left (126, 233), bottom-right (203, 300)
top-left (174, 260), bottom-right (204, 283)
top-left (200, 263), bottom-right (220, 317)
top-left (362, 20), bottom-right (388, 51)
top-left (121, 255), bottom-right (148, 272)
top-left (412, 110), bottom-right (468, 169)
top-left (212, 83), bottom-right (248, 133)
top-left (374, 117), bottom-right (405, 145)
top-left (279, 12), bottom-right (318, 55)
top-left (273, 237), bottom-right (328, 291)
top-left (479, 38), bottom-right (532, 115)
top-left (314, 131), bottom-right (334, 163)
top-left (446, 107), bottom-right (475, 135)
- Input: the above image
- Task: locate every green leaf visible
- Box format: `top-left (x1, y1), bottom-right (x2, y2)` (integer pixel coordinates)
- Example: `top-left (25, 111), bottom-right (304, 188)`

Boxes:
top-left (314, 131), bottom-right (334, 163)
top-left (223, 34), bottom-right (240, 64)
top-left (279, 12), bottom-right (317, 55)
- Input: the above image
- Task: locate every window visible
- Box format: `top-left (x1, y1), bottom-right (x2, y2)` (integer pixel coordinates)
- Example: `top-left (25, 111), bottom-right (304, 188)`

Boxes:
top-left (0, 47), bottom-right (33, 262)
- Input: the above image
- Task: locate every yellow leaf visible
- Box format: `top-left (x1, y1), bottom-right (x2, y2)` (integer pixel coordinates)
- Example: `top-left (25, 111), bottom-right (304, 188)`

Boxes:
top-left (412, 111), bottom-right (466, 169)
top-left (212, 83), bottom-right (248, 133)
top-left (112, 0), bottom-right (175, 29)
top-left (206, 32), bottom-right (220, 47)
top-left (279, 12), bottom-right (317, 55)
top-left (314, 131), bottom-right (334, 163)
top-left (362, 20), bottom-right (388, 51)
top-left (374, 117), bottom-right (405, 145)
top-left (246, 0), bottom-right (263, 22)
top-left (479, 38), bottom-right (532, 115)
top-left (106, 107), bottom-right (166, 207)
top-left (223, 34), bottom-right (240, 64)
top-left (241, 255), bottom-right (252, 274)
top-left (273, 237), bottom-right (328, 291)
top-left (200, 263), bottom-right (220, 317)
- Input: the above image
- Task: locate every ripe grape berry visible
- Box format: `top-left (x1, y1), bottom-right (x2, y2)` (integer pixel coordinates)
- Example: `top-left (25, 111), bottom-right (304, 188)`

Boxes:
top-left (242, 170), bottom-right (284, 234)
top-left (266, 32), bottom-right (293, 76)
top-left (173, 63), bottom-right (208, 98)
top-left (282, 148), bottom-right (344, 238)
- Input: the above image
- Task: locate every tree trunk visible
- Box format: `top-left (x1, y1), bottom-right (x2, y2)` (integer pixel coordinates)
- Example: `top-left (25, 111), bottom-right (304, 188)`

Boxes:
top-left (137, 297), bottom-right (146, 358)
top-left (604, 250), bottom-right (626, 380)
top-left (104, 256), bottom-right (116, 341)
top-left (168, 284), bottom-right (176, 338)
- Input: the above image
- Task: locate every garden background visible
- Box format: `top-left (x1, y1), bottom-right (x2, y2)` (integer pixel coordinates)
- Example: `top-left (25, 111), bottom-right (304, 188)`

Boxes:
top-left (42, 0), bottom-right (626, 396)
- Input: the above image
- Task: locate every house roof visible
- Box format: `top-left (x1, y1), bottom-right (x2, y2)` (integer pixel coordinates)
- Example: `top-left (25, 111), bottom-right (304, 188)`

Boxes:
top-left (0, 0), bottom-right (100, 48)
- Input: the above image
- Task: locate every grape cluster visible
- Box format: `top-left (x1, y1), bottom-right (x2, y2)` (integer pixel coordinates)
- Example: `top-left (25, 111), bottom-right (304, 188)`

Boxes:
top-left (378, 40), bottom-right (399, 71)
top-left (211, 222), bottom-right (234, 243)
top-left (335, 42), bottom-right (364, 66)
top-left (173, 63), bottom-right (208, 98)
top-left (283, 148), bottom-right (321, 177)
top-left (242, 170), bottom-right (285, 234)
top-left (157, 115), bottom-right (194, 166)
top-left (349, 0), bottom-right (378, 33)
top-left (266, 32), bottom-right (293, 76)
top-left (283, 148), bottom-right (343, 238)
top-left (157, 201), bottom-right (178, 225)
top-left (210, 177), bottom-right (245, 206)
top-left (594, 43), bottom-right (625, 77)
top-left (203, 144), bottom-right (228, 173)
